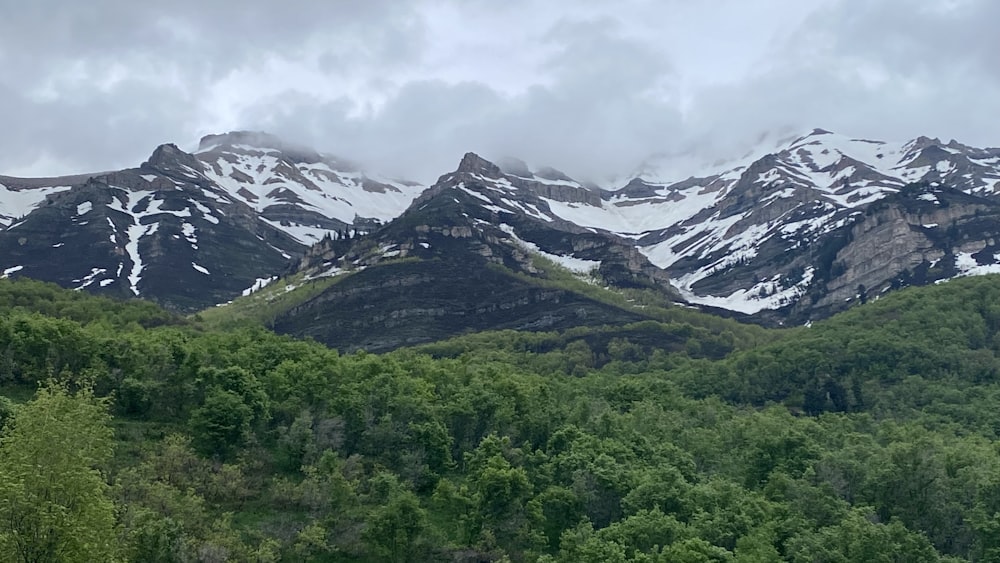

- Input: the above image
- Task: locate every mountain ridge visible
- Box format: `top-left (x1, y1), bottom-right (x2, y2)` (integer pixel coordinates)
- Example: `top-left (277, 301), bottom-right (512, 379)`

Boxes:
top-left (4, 128), bottom-right (1000, 339)
top-left (0, 133), bottom-right (427, 311)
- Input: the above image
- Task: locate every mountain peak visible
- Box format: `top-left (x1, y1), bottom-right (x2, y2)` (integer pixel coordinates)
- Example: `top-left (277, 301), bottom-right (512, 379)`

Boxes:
top-left (456, 152), bottom-right (503, 178)
top-left (197, 131), bottom-right (285, 152)
top-left (785, 128), bottom-right (839, 149)
top-left (497, 157), bottom-right (532, 178)
top-left (902, 135), bottom-right (944, 151)
top-left (142, 143), bottom-right (203, 173)
top-left (197, 131), bottom-right (325, 164)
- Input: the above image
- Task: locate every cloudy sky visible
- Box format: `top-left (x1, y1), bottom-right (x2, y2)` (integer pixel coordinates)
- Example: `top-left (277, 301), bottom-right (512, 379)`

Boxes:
top-left (2, 0), bottom-right (998, 183)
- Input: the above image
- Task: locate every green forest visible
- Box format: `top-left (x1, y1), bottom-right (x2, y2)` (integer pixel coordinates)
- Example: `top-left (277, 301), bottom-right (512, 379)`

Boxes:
top-left (2, 275), bottom-right (1000, 562)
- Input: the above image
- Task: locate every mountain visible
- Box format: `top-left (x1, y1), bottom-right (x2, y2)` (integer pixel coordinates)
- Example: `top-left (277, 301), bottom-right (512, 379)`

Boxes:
top-left (536, 129), bottom-right (1000, 321)
top-left (267, 152), bottom-right (678, 351)
top-left (194, 131), bottom-right (424, 243)
top-left (5, 127), bottom-right (1000, 338)
top-left (0, 132), bottom-right (425, 311)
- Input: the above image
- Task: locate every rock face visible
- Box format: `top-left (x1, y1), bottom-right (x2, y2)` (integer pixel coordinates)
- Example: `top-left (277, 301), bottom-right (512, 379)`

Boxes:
top-left (294, 151), bottom-right (677, 294)
top-left (788, 185), bottom-right (1000, 321)
top-left (273, 258), bottom-right (650, 353)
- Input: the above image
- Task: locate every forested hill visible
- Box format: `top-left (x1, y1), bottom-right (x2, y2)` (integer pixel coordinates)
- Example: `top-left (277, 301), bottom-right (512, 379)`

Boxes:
top-left (2, 276), bottom-right (1000, 561)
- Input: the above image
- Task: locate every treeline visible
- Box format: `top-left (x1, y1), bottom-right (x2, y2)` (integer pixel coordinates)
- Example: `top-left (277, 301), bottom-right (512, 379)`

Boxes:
top-left (1, 277), bottom-right (1000, 561)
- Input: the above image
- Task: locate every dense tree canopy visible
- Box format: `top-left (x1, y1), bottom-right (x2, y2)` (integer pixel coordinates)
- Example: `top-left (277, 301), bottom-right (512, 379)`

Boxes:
top-left (2, 276), bottom-right (1000, 561)
top-left (0, 383), bottom-right (117, 562)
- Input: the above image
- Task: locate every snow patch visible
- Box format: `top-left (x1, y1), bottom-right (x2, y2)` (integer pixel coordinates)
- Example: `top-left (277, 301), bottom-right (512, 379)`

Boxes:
top-left (499, 223), bottom-right (601, 274)
top-left (111, 189), bottom-right (165, 296)
top-left (241, 276), bottom-right (277, 296)
top-left (955, 253), bottom-right (1000, 277)
top-left (261, 219), bottom-right (326, 245)
top-left (125, 222), bottom-right (158, 294)
top-left (459, 185), bottom-right (493, 204)
top-left (190, 200), bottom-right (220, 224)
top-left (1, 265), bottom-right (24, 278)
top-left (676, 267), bottom-right (815, 315)
top-left (0, 184), bottom-right (72, 226)
top-left (182, 222), bottom-right (198, 246)
top-left (73, 267), bottom-right (107, 290)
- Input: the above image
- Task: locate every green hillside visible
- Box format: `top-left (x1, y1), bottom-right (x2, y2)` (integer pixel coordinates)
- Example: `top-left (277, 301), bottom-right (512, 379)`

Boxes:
top-left (2, 276), bottom-right (1000, 561)
top-left (200, 251), bottom-right (773, 354)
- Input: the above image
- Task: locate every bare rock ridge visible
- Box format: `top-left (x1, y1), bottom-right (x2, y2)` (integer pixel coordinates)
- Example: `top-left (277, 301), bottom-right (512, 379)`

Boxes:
top-left (448, 151), bottom-right (602, 206)
top-left (497, 157), bottom-right (533, 178)
top-left (142, 143), bottom-right (207, 180)
top-left (198, 130), bottom-right (330, 165)
top-left (455, 151), bottom-right (504, 178)
top-left (199, 131), bottom-right (287, 151)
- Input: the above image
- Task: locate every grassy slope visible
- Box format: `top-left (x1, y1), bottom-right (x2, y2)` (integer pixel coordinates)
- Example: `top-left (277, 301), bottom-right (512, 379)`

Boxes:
top-left (193, 252), bottom-right (777, 353)
top-left (193, 272), bottom-right (343, 330)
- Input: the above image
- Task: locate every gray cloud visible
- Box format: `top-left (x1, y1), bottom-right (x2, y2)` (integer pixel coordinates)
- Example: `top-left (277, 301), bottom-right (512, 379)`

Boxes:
top-left (0, 0), bottom-right (422, 174)
top-left (2, 0), bottom-right (998, 184)
top-left (686, 0), bottom-right (1000, 159)
top-left (239, 17), bottom-right (684, 182)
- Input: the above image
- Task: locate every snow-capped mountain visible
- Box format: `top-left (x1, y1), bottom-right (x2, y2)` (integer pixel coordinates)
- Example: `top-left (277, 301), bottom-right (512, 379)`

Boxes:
top-left (292, 151), bottom-right (675, 289)
top-left (4, 127), bottom-right (1000, 330)
top-left (274, 152), bottom-right (677, 351)
top-left (0, 132), bottom-right (425, 311)
top-left (537, 129), bottom-right (1000, 319)
top-left (195, 131), bottom-right (424, 245)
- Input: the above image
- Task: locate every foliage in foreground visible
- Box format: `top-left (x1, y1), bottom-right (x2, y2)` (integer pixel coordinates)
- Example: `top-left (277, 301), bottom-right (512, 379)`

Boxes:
top-left (0, 384), bottom-right (117, 562)
top-left (1, 277), bottom-right (1000, 561)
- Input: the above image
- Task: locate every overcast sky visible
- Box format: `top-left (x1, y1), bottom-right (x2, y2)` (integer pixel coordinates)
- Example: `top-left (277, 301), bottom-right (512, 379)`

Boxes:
top-left (2, 0), bottom-right (998, 183)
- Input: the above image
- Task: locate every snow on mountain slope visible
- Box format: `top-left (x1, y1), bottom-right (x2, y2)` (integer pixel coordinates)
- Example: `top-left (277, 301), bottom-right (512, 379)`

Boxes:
top-left (293, 152), bottom-right (676, 302)
top-left (554, 130), bottom-right (998, 234)
top-left (376, 131), bottom-right (1000, 318)
top-left (4, 127), bottom-right (1000, 322)
top-left (104, 187), bottom-right (193, 295)
top-left (0, 181), bottom-right (73, 227)
top-left (195, 132), bottom-right (425, 245)
top-left (544, 183), bottom-right (719, 236)
top-left (0, 132), bottom-right (427, 311)
top-left (534, 129), bottom-right (1000, 316)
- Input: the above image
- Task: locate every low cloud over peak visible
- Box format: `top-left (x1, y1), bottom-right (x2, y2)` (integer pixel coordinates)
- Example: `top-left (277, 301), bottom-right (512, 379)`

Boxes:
top-left (3, 0), bottom-right (999, 183)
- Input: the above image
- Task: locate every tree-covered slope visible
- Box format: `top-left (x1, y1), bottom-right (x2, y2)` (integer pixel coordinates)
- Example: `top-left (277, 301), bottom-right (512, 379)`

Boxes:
top-left (2, 277), bottom-right (1000, 561)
